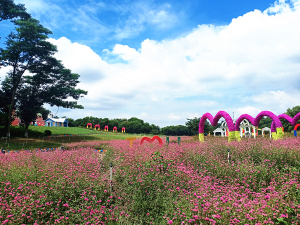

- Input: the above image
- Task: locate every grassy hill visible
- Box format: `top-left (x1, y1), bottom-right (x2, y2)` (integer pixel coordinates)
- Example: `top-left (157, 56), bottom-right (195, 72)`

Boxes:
top-left (0, 126), bottom-right (139, 151)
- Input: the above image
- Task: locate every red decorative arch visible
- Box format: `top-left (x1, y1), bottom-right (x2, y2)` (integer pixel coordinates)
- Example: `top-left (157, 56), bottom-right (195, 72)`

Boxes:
top-left (113, 126), bottom-right (117, 132)
top-left (104, 125), bottom-right (108, 131)
top-left (140, 136), bottom-right (163, 147)
top-left (122, 127), bottom-right (126, 133)
top-left (87, 123), bottom-right (92, 128)
top-left (294, 124), bottom-right (300, 137)
top-left (94, 124), bottom-right (100, 130)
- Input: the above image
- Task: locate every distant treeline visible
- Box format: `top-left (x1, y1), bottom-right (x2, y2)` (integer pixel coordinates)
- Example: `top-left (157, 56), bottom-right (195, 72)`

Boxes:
top-left (67, 117), bottom-right (220, 136)
top-left (68, 117), bottom-right (161, 135)
top-left (66, 106), bottom-right (300, 136)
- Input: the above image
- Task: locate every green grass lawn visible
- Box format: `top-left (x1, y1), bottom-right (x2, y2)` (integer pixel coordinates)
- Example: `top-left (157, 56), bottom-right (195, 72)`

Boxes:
top-left (30, 126), bottom-right (122, 135)
top-left (0, 126), bottom-right (143, 151)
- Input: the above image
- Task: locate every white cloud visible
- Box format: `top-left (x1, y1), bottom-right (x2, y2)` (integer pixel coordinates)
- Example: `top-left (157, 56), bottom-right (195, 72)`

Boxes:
top-left (113, 2), bottom-right (179, 39)
top-left (168, 113), bottom-right (181, 120)
top-left (112, 44), bottom-right (140, 62)
top-left (15, 0), bottom-right (178, 41)
top-left (48, 37), bottom-right (108, 82)
top-left (250, 90), bottom-right (300, 112)
top-left (2, 0), bottom-right (300, 127)
top-left (235, 107), bottom-right (262, 119)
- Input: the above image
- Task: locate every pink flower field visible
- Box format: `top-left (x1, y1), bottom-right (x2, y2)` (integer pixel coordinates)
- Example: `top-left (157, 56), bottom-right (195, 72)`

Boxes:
top-left (1, 136), bottom-right (300, 224)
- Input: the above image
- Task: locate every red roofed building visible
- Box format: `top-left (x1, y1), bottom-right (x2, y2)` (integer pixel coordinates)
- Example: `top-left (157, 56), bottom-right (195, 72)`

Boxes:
top-left (35, 113), bottom-right (45, 126)
top-left (11, 117), bottom-right (21, 126)
top-left (11, 112), bottom-right (45, 126)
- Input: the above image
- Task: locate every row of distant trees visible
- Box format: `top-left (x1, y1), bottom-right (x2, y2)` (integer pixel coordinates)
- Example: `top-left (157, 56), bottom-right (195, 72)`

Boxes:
top-left (68, 117), bottom-right (161, 135)
top-left (257, 106), bottom-right (300, 132)
top-left (0, 0), bottom-right (87, 137)
top-left (67, 106), bottom-right (300, 136)
top-left (66, 116), bottom-right (220, 136)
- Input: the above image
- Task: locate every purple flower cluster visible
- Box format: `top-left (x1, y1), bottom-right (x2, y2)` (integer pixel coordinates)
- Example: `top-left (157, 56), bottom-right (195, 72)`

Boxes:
top-left (1, 137), bottom-right (300, 224)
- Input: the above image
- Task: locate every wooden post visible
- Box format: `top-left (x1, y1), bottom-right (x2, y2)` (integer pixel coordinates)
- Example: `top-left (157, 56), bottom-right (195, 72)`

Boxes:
top-left (126, 137), bottom-right (136, 147)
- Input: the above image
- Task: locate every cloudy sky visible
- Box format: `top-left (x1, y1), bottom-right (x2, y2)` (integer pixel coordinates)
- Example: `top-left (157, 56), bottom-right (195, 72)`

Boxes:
top-left (1, 0), bottom-right (300, 127)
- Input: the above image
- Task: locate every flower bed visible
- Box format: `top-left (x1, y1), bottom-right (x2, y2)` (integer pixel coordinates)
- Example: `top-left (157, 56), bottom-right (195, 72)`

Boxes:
top-left (0, 137), bottom-right (300, 224)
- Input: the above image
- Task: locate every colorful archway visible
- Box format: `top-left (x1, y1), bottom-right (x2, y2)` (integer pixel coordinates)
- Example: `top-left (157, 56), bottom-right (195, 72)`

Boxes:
top-left (87, 123), bottom-right (92, 128)
top-left (294, 124), bottom-right (300, 137)
top-left (104, 125), bottom-right (108, 132)
top-left (113, 126), bottom-right (117, 132)
top-left (199, 111), bottom-right (235, 142)
top-left (271, 112), bottom-right (300, 138)
top-left (94, 124), bottom-right (100, 131)
top-left (122, 127), bottom-right (125, 133)
top-left (140, 136), bottom-right (163, 146)
top-left (234, 111), bottom-right (283, 140)
top-left (253, 111), bottom-right (283, 140)
top-left (200, 110), bottom-right (284, 142)
top-left (234, 114), bottom-right (255, 141)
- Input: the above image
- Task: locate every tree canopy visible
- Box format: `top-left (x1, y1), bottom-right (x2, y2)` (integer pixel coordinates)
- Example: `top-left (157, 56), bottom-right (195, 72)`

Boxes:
top-left (0, 0), bottom-right (30, 22)
top-left (281, 106), bottom-right (300, 132)
top-left (0, 6), bottom-right (87, 137)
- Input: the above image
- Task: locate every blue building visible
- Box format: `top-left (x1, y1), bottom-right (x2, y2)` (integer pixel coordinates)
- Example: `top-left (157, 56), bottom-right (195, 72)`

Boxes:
top-left (44, 118), bottom-right (68, 127)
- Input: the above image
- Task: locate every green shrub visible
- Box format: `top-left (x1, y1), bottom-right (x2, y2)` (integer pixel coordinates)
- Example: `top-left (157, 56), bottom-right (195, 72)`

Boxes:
top-left (44, 130), bottom-right (52, 136)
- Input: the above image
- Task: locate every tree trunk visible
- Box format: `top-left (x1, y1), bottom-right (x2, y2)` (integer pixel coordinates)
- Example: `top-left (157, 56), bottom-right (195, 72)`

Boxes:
top-left (25, 123), bottom-right (29, 138)
top-left (7, 88), bottom-right (16, 138)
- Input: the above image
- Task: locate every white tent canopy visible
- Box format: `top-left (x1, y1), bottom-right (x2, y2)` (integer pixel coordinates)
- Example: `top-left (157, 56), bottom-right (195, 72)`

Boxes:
top-left (262, 127), bottom-right (272, 138)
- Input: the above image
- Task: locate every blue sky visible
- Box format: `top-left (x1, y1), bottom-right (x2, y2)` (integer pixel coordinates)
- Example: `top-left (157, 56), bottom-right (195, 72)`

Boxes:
top-left (1, 0), bottom-right (300, 127)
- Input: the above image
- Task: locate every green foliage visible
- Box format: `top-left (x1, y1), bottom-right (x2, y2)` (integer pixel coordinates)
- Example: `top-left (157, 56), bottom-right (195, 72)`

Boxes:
top-left (151, 151), bottom-right (173, 173)
top-left (161, 125), bottom-right (190, 136)
top-left (0, 125), bottom-right (42, 138)
top-left (185, 117), bottom-right (220, 135)
top-left (43, 129), bottom-right (52, 136)
top-left (0, 0), bottom-right (30, 22)
top-left (67, 117), bottom-right (75, 127)
top-left (258, 116), bottom-right (273, 129)
top-left (282, 105), bottom-right (300, 132)
top-left (0, 15), bottom-right (87, 137)
top-left (39, 107), bottom-right (51, 120)
top-left (72, 116), bottom-right (160, 134)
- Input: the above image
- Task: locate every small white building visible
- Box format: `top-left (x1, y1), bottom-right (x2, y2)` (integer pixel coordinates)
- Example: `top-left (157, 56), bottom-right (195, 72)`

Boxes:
top-left (213, 127), bottom-right (225, 136)
top-left (44, 118), bottom-right (68, 127)
top-left (212, 119), bottom-right (256, 138)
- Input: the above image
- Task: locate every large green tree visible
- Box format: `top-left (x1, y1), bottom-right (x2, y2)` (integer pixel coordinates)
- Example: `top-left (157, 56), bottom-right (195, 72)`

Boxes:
top-left (16, 59), bottom-right (87, 137)
top-left (0, 17), bottom-right (87, 137)
top-left (281, 106), bottom-right (300, 132)
top-left (0, 77), bottom-right (14, 126)
top-left (0, 0), bottom-right (30, 22)
top-left (258, 117), bottom-right (272, 129)
top-left (185, 117), bottom-right (215, 135)
top-left (0, 0), bottom-right (30, 42)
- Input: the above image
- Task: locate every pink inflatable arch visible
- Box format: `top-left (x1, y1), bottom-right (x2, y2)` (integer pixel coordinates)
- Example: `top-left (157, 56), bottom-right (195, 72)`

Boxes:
top-left (94, 124), bottom-right (100, 130)
top-left (234, 114), bottom-right (255, 131)
top-left (199, 111), bottom-right (234, 133)
top-left (235, 111), bottom-right (282, 132)
top-left (104, 125), bottom-right (108, 131)
top-left (199, 110), bottom-right (284, 142)
top-left (140, 136), bottom-right (163, 147)
top-left (87, 123), bottom-right (92, 128)
top-left (271, 112), bottom-right (300, 132)
top-left (199, 111), bottom-right (235, 142)
top-left (234, 111), bottom-right (282, 140)
top-left (122, 127), bottom-right (125, 132)
top-left (252, 111), bottom-right (282, 130)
